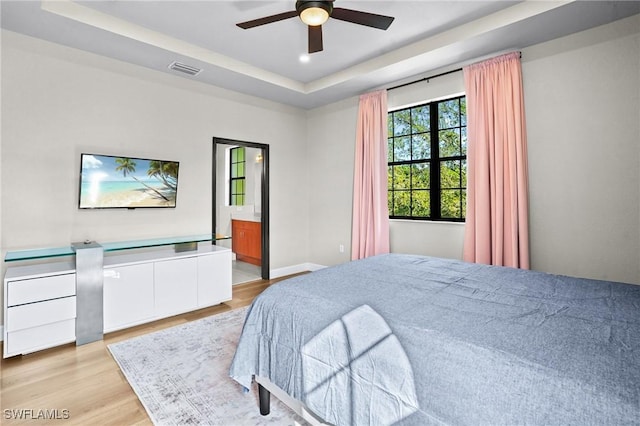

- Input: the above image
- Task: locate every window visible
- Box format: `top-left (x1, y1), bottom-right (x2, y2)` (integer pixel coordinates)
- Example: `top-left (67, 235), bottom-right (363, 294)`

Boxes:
top-left (229, 147), bottom-right (245, 205)
top-left (387, 95), bottom-right (467, 221)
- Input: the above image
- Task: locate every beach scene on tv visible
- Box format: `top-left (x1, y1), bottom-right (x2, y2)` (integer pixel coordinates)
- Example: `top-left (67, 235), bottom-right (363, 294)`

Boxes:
top-left (80, 154), bottom-right (179, 208)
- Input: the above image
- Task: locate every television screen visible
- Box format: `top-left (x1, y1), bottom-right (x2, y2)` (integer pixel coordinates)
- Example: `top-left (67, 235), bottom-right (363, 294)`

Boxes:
top-left (79, 153), bottom-right (179, 209)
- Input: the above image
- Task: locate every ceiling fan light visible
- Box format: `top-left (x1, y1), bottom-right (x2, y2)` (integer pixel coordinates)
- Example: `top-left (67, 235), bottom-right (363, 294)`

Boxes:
top-left (296, 1), bottom-right (332, 26)
top-left (300, 7), bottom-right (329, 26)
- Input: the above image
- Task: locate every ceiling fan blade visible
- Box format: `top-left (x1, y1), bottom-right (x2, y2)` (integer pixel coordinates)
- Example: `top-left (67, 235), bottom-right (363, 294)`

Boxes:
top-left (331, 7), bottom-right (394, 30)
top-left (236, 10), bottom-right (298, 29)
top-left (308, 25), bottom-right (323, 53)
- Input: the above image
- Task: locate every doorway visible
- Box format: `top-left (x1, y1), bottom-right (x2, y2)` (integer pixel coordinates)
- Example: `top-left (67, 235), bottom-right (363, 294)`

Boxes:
top-left (212, 137), bottom-right (269, 283)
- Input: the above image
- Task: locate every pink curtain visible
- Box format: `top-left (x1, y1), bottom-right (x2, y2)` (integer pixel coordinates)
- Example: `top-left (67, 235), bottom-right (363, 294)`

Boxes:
top-left (351, 90), bottom-right (390, 260)
top-left (463, 52), bottom-right (530, 269)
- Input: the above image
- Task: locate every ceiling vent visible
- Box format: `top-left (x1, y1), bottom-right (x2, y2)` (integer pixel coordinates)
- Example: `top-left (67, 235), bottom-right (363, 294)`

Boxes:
top-left (168, 61), bottom-right (202, 76)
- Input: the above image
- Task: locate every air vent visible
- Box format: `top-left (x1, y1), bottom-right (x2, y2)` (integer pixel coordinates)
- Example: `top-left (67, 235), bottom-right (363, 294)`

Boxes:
top-left (168, 61), bottom-right (202, 76)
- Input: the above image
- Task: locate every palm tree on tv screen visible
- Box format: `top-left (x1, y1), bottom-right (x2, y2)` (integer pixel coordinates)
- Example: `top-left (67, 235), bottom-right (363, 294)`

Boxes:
top-left (114, 157), bottom-right (170, 201)
top-left (148, 160), bottom-right (178, 191)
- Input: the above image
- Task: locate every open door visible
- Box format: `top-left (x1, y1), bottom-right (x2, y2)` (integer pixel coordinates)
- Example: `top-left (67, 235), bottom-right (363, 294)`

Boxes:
top-left (212, 137), bottom-right (269, 282)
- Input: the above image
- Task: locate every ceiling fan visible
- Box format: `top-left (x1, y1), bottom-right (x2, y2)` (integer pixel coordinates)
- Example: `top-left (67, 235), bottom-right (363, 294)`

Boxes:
top-left (236, 1), bottom-right (395, 54)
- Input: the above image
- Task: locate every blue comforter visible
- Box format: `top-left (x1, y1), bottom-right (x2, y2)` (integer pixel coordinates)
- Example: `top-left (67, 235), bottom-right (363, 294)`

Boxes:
top-left (229, 254), bottom-right (640, 425)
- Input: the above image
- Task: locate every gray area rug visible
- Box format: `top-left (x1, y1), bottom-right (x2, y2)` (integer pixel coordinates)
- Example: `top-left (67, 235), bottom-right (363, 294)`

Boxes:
top-left (108, 307), bottom-right (304, 425)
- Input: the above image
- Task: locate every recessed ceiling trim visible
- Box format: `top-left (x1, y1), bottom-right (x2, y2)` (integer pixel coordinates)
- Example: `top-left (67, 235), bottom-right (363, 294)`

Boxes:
top-left (40, 0), bottom-right (576, 97)
top-left (40, 0), bottom-right (306, 93)
top-left (305, 0), bottom-right (575, 93)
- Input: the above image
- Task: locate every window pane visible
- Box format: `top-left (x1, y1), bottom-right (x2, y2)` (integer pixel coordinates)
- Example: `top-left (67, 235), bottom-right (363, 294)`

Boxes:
top-left (411, 106), bottom-right (430, 132)
top-left (412, 133), bottom-right (430, 160)
top-left (461, 127), bottom-right (467, 156)
top-left (231, 163), bottom-right (238, 178)
top-left (238, 179), bottom-right (245, 193)
top-left (412, 190), bottom-right (430, 217)
top-left (393, 190), bottom-right (411, 216)
top-left (392, 165), bottom-right (411, 189)
top-left (237, 148), bottom-right (245, 162)
top-left (461, 189), bottom-right (467, 218)
top-left (441, 189), bottom-right (462, 218)
top-left (394, 136), bottom-right (411, 161)
top-left (438, 99), bottom-right (460, 129)
top-left (412, 163), bottom-right (430, 189)
top-left (439, 129), bottom-right (460, 157)
top-left (238, 194), bottom-right (245, 205)
top-left (461, 159), bottom-right (467, 187)
top-left (460, 98), bottom-right (467, 126)
top-left (386, 95), bottom-right (466, 221)
top-left (238, 162), bottom-right (245, 177)
top-left (441, 160), bottom-right (461, 189)
top-left (231, 148), bottom-right (238, 162)
top-left (393, 110), bottom-right (411, 136)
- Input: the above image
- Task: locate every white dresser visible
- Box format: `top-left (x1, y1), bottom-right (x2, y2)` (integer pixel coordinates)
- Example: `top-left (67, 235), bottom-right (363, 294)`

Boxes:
top-left (3, 241), bottom-right (232, 358)
top-left (4, 262), bottom-right (77, 357)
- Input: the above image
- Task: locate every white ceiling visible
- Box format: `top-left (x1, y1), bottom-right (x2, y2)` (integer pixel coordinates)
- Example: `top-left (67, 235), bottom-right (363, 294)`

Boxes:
top-left (2, 1), bottom-right (639, 109)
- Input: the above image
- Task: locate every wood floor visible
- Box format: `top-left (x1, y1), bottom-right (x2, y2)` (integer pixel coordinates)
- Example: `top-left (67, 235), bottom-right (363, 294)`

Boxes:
top-left (0, 277), bottom-right (291, 425)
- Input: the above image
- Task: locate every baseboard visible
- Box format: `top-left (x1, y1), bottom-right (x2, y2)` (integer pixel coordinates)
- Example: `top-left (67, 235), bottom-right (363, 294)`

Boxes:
top-left (270, 263), bottom-right (326, 279)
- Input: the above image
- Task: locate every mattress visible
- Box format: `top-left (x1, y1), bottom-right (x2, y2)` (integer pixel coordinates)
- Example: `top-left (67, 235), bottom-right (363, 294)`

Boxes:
top-left (230, 254), bottom-right (640, 425)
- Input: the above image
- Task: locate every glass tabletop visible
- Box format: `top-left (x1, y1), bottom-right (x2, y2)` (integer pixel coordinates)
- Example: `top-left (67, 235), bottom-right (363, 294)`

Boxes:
top-left (5, 234), bottom-right (231, 262)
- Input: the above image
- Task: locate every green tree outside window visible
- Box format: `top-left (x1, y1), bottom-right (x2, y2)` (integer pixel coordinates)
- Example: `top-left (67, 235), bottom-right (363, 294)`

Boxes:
top-left (388, 95), bottom-right (466, 221)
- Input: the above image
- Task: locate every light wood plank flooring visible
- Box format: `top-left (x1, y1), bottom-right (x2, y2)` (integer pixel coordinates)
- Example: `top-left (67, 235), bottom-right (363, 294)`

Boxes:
top-left (0, 276), bottom-right (296, 425)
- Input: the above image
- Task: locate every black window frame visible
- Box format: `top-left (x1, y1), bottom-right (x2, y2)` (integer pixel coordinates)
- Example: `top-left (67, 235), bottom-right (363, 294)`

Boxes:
top-left (229, 146), bottom-right (246, 206)
top-left (387, 95), bottom-right (467, 222)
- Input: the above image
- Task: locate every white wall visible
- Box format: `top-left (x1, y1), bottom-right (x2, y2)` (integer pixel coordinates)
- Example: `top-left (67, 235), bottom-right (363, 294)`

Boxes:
top-left (306, 15), bottom-right (640, 284)
top-left (306, 97), bottom-right (358, 266)
top-left (1, 13), bottom-right (639, 335)
top-left (523, 14), bottom-right (640, 283)
top-left (0, 30), bottom-right (309, 274)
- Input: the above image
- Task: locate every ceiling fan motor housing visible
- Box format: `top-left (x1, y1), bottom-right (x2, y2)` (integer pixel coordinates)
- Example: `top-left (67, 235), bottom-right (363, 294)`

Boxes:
top-left (296, 1), bottom-right (334, 23)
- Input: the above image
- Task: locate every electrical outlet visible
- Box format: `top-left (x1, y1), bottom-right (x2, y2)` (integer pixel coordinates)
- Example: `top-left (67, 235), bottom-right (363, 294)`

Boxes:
top-left (339, 244), bottom-right (344, 253)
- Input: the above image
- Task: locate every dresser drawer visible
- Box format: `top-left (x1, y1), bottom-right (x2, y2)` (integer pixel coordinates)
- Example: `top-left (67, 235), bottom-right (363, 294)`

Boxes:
top-left (7, 296), bottom-right (76, 332)
top-left (6, 319), bottom-right (76, 356)
top-left (7, 273), bottom-right (76, 306)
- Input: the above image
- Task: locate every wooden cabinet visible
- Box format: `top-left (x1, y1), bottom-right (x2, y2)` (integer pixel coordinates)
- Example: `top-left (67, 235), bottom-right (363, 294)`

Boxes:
top-left (232, 219), bottom-right (262, 266)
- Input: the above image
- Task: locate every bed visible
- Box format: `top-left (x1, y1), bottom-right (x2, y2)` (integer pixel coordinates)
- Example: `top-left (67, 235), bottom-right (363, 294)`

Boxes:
top-left (229, 253), bottom-right (640, 425)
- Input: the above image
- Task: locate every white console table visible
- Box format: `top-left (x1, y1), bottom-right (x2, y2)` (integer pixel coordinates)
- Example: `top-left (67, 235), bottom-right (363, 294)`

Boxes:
top-left (3, 235), bottom-right (232, 358)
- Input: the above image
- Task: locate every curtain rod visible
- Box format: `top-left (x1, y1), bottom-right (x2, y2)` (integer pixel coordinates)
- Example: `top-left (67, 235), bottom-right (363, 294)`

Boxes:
top-left (387, 51), bottom-right (522, 92)
top-left (387, 67), bottom-right (462, 91)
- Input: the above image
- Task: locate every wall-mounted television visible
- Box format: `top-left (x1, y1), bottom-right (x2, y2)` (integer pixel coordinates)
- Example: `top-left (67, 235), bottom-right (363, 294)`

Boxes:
top-left (79, 153), bottom-right (179, 209)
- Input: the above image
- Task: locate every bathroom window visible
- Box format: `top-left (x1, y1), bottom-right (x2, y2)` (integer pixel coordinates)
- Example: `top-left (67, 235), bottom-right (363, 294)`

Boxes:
top-left (229, 147), bottom-right (245, 205)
